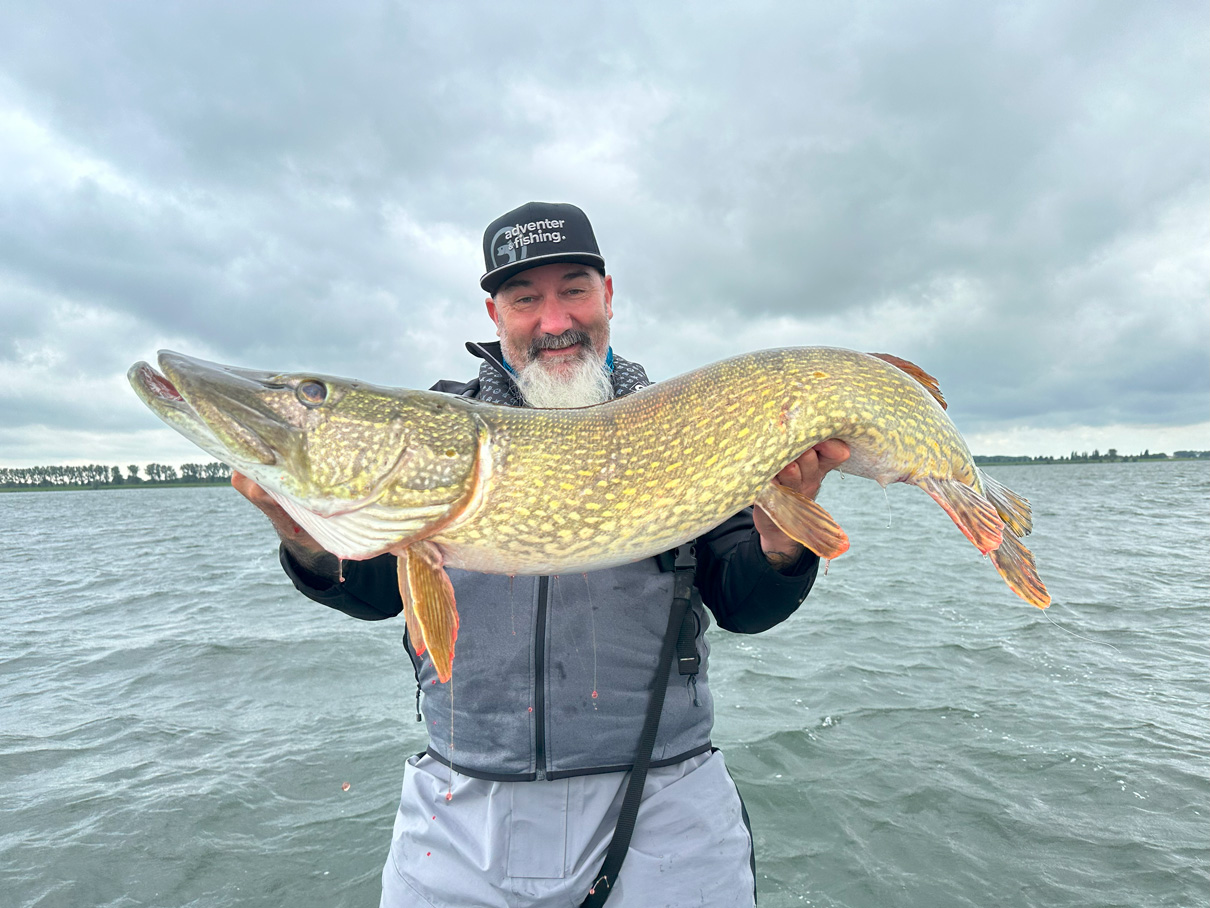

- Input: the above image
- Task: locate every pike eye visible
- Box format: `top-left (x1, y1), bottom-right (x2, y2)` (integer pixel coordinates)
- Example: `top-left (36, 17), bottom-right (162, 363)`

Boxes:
top-left (296, 380), bottom-right (327, 408)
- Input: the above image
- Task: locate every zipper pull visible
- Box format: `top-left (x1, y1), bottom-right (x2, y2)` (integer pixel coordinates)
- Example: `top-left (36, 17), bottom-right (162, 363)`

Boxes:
top-left (415, 685), bottom-right (423, 722)
top-left (688, 674), bottom-right (701, 707)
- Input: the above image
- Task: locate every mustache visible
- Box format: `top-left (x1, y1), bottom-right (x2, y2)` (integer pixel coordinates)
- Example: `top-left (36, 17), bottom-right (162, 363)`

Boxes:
top-left (529, 330), bottom-right (593, 358)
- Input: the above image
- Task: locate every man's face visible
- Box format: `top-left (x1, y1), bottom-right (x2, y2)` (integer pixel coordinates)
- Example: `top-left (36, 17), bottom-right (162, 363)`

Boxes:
top-left (486, 262), bottom-right (614, 381)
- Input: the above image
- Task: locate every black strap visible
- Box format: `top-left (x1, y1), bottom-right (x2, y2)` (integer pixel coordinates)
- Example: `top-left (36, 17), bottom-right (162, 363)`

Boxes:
top-left (580, 546), bottom-right (696, 907)
top-left (676, 608), bottom-right (700, 676)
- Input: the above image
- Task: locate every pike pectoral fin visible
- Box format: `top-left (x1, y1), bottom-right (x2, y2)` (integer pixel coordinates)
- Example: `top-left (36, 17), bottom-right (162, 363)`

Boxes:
top-left (989, 533), bottom-right (1051, 608)
top-left (398, 554), bottom-right (426, 657)
top-left (396, 540), bottom-right (459, 682)
top-left (916, 476), bottom-right (1003, 555)
top-left (755, 481), bottom-right (850, 559)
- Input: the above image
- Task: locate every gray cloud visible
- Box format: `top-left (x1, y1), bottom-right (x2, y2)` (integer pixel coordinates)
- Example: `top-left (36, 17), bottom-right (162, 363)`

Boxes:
top-left (0, 0), bottom-right (1206, 466)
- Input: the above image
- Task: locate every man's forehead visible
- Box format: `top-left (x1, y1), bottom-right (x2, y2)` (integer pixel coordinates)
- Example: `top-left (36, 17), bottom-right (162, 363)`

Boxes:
top-left (498, 265), bottom-right (597, 293)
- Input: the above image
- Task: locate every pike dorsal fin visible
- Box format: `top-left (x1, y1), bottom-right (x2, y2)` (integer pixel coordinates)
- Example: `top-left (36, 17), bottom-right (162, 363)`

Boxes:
top-left (870, 353), bottom-right (947, 410)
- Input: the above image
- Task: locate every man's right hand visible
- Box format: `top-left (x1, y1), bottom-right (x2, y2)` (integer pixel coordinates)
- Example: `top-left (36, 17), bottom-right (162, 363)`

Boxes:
top-left (231, 471), bottom-right (341, 580)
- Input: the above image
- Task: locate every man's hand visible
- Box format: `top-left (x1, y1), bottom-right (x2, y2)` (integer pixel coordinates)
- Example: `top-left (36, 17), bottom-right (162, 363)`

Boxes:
top-left (754, 439), bottom-right (851, 571)
top-left (231, 471), bottom-right (341, 580)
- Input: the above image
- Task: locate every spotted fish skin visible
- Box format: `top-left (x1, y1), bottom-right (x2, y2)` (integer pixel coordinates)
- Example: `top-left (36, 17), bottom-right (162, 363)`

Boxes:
top-left (130, 346), bottom-right (1050, 680)
top-left (437, 348), bottom-right (969, 572)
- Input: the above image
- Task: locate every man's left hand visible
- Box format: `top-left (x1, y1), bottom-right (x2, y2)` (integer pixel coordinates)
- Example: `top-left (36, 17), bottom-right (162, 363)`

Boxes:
top-left (754, 439), bottom-right (851, 571)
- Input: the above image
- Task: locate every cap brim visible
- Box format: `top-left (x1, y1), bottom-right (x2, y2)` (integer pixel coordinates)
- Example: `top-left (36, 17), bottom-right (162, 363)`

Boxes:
top-left (480, 253), bottom-right (606, 294)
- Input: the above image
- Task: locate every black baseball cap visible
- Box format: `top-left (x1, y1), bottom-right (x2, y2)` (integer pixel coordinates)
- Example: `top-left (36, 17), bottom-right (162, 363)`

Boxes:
top-left (480, 202), bottom-right (605, 294)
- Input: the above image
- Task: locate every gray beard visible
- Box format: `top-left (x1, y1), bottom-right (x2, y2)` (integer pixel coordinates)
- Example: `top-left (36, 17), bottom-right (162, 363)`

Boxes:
top-left (514, 349), bottom-right (615, 408)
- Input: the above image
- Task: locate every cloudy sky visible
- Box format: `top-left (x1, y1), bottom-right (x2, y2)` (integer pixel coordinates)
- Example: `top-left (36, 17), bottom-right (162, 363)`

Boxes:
top-left (1, 1), bottom-right (1206, 467)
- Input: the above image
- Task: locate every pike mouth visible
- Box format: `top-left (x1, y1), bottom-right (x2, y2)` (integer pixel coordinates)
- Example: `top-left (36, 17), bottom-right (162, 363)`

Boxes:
top-left (129, 350), bottom-right (416, 521)
top-left (134, 363), bottom-right (186, 403)
top-left (128, 354), bottom-right (280, 467)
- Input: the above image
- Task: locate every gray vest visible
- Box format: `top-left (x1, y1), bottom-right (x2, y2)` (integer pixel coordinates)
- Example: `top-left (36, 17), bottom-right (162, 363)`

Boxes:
top-left (411, 565), bottom-right (714, 779)
top-left (412, 346), bottom-right (715, 779)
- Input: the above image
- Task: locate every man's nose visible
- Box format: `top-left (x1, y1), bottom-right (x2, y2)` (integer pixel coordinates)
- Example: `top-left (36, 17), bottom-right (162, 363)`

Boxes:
top-left (535, 301), bottom-right (575, 335)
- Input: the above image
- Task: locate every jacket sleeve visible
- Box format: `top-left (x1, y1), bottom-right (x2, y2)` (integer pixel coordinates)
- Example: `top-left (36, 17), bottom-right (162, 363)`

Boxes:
top-left (694, 507), bottom-right (820, 634)
top-left (279, 545), bottom-right (403, 621)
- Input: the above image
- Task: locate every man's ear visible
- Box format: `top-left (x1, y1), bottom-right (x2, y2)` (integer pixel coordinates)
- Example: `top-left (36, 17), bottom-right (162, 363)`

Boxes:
top-left (486, 297), bottom-right (501, 335)
top-left (603, 275), bottom-right (614, 320)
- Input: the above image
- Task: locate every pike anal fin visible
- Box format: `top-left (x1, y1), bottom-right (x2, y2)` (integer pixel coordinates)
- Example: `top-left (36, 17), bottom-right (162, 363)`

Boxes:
top-left (755, 481), bottom-right (850, 560)
top-left (916, 476), bottom-right (1003, 555)
top-left (989, 533), bottom-right (1051, 608)
top-left (396, 540), bottom-right (459, 682)
top-left (977, 469), bottom-right (1034, 538)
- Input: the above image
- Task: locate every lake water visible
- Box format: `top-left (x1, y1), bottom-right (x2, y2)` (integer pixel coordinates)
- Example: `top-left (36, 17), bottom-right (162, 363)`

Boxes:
top-left (2, 462), bottom-right (1207, 908)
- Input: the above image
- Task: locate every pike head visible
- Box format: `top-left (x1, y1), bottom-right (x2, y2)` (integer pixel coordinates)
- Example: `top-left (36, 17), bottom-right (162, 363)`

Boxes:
top-left (128, 351), bottom-right (487, 559)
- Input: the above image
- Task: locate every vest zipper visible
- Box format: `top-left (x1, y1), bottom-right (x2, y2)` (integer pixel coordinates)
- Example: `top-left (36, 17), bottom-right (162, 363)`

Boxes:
top-left (534, 575), bottom-right (550, 780)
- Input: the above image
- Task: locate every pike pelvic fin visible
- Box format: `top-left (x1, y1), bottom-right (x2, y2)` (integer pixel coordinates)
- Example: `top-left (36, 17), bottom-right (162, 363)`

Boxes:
top-left (755, 480), bottom-right (850, 560)
top-left (978, 469), bottom-right (1034, 537)
top-left (916, 476), bottom-right (1003, 555)
top-left (989, 532), bottom-right (1051, 608)
top-left (397, 540), bottom-right (460, 682)
top-left (870, 353), bottom-right (947, 410)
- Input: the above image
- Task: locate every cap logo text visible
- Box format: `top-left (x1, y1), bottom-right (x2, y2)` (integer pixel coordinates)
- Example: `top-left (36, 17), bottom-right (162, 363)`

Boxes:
top-left (492, 219), bottom-right (567, 266)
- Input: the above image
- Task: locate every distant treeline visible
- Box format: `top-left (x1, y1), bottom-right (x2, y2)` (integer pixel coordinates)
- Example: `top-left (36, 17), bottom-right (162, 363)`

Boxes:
top-left (4, 448), bottom-right (1207, 492)
top-left (0, 462), bottom-right (232, 490)
top-left (974, 449), bottom-right (1210, 465)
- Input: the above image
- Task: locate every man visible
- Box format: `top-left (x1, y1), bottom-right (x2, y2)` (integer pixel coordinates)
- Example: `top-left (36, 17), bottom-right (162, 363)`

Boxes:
top-left (234, 202), bottom-right (849, 907)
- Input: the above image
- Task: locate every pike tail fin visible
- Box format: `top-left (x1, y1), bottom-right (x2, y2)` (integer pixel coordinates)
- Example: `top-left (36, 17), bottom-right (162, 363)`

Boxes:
top-left (755, 480), bottom-right (850, 559)
top-left (978, 469), bottom-right (1034, 537)
top-left (989, 532), bottom-right (1051, 608)
top-left (916, 476), bottom-right (1003, 555)
top-left (397, 541), bottom-right (460, 682)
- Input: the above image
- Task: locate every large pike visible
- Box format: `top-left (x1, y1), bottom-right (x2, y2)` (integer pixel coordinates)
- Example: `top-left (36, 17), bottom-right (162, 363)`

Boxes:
top-left (129, 347), bottom-right (1049, 680)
